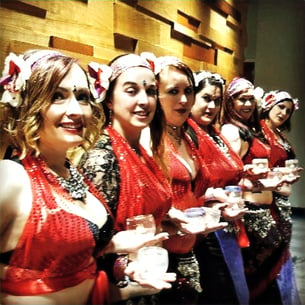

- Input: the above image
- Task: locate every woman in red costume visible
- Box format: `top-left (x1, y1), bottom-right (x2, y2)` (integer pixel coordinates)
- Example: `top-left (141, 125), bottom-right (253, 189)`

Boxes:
top-left (220, 78), bottom-right (299, 305)
top-left (152, 57), bottom-right (228, 305)
top-left (187, 71), bottom-right (249, 304)
top-left (0, 50), bottom-right (173, 305)
top-left (259, 89), bottom-right (301, 305)
top-left (79, 53), bottom-right (176, 305)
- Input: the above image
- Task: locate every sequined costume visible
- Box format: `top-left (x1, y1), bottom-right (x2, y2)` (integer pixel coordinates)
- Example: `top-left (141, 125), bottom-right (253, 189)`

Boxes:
top-left (80, 127), bottom-right (172, 305)
top-left (160, 127), bottom-right (211, 305)
top-left (81, 127), bottom-right (172, 230)
top-left (187, 118), bottom-right (249, 305)
top-left (1, 155), bottom-right (114, 303)
top-left (260, 120), bottom-right (300, 305)
top-left (239, 129), bottom-right (299, 304)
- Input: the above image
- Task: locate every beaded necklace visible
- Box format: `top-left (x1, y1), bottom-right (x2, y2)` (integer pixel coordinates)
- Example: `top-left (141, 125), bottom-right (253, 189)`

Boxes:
top-left (24, 154), bottom-right (113, 214)
top-left (56, 161), bottom-right (88, 201)
top-left (3, 154), bottom-right (101, 296)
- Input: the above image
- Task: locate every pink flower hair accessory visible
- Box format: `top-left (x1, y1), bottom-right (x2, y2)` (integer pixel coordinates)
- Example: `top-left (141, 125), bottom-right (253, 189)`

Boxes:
top-left (0, 52), bottom-right (31, 107)
top-left (88, 62), bottom-right (113, 103)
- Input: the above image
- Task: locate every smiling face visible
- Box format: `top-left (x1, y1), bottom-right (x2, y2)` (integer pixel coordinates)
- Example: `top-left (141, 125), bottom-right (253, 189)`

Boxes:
top-left (158, 66), bottom-right (194, 127)
top-left (108, 66), bottom-right (157, 137)
top-left (268, 100), bottom-right (294, 129)
top-left (39, 63), bottom-right (92, 152)
top-left (232, 88), bottom-right (256, 122)
top-left (192, 84), bottom-right (222, 128)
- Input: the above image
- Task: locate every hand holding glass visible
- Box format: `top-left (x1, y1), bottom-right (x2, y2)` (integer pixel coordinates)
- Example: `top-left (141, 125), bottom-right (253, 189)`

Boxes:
top-left (285, 159), bottom-right (299, 178)
top-left (252, 158), bottom-right (269, 174)
top-left (225, 185), bottom-right (244, 210)
top-left (136, 246), bottom-right (169, 279)
top-left (126, 214), bottom-right (156, 237)
top-left (183, 207), bottom-right (221, 233)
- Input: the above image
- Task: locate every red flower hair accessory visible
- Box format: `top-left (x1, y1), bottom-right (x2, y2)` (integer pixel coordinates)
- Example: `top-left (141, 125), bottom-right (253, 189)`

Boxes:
top-left (0, 52), bottom-right (31, 107)
top-left (0, 50), bottom-right (63, 107)
top-left (140, 52), bottom-right (159, 73)
top-left (87, 62), bottom-right (113, 103)
top-left (261, 90), bottom-right (299, 111)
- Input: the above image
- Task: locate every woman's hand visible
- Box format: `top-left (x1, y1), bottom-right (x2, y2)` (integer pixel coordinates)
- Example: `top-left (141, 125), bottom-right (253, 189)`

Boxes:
top-left (242, 164), bottom-right (269, 180)
top-left (180, 220), bottom-right (228, 235)
top-left (162, 206), bottom-right (227, 236)
top-left (204, 187), bottom-right (228, 203)
top-left (125, 261), bottom-right (176, 290)
top-left (101, 231), bottom-right (169, 255)
top-left (221, 206), bottom-right (248, 221)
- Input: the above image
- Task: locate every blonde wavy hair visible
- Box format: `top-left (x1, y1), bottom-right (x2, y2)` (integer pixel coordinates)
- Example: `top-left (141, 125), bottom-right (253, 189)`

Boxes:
top-left (1, 50), bottom-right (104, 159)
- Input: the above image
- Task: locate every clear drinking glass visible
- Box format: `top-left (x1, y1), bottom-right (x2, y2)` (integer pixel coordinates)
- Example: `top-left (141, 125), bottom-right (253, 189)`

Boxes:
top-left (225, 185), bottom-right (244, 209)
top-left (184, 207), bottom-right (206, 232)
top-left (184, 207), bottom-right (221, 230)
top-left (252, 158), bottom-right (269, 170)
top-left (285, 159), bottom-right (299, 177)
top-left (126, 214), bottom-right (156, 238)
top-left (136, 246), bottom-right (169, 279)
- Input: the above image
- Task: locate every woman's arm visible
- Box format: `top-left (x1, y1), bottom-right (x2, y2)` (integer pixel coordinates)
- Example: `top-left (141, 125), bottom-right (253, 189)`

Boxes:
top-left (0, 160), bottom-right (32, 252)
top-left (220, 124), bottom-right (243, 157)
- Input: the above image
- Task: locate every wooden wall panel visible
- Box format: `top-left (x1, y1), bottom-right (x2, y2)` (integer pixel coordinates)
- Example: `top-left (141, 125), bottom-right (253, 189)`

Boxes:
top-left (0, 0), bottom-right (249, 85)
top-left (114, 2), bottom-right (163, 45)
top-left (136, 0), bottom-right (178, 23)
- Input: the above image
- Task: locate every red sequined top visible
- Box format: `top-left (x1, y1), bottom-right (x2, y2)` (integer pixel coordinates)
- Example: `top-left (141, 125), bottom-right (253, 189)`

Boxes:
top-left (187, 118), bottom-right (244, 188)
top-left (106, 127), bottom-right (172, 231)
top-left (163, 129), bottom-right (211, 254)
top-left (260, 120), bottom-right (296, 167)
top-left (242, 136), bottom-right (270, 165)
top-left (1, 155), bottom-right (111, 296)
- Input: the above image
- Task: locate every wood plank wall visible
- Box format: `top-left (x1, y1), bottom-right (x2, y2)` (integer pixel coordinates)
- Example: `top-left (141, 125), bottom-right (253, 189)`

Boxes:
top-left (0, 0), bottom-right (249, 86)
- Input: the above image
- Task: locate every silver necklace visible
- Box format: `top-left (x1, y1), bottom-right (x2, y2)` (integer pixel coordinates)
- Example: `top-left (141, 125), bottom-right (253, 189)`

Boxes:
top-left (57, 162), bottom-right (88, 201)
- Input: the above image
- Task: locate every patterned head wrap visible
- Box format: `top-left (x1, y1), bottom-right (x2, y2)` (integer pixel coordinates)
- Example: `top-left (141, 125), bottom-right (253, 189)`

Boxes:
top-left (226, 77), bottom-right (254, 97)
top-left (109, 53), bottom-right (154, 82)
top-left (154, 56), bottom-right (182, 75)
top-left (193, 70), bottom-right (225, 87)
top-left (261, 90), bottom-right (299, 112)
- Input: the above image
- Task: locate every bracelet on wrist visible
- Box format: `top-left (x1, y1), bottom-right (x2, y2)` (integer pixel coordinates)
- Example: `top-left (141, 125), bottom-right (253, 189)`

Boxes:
top-left (113, 254), bottom-right (129, 288)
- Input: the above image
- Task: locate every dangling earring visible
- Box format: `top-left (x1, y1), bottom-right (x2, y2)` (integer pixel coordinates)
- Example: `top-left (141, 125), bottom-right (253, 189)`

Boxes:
top-left (109, 109), bottom-right (113, 126)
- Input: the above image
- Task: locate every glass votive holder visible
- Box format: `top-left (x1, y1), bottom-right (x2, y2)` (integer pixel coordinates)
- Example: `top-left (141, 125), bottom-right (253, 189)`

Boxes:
top-left (136, 246), bottom-right (169, 279)
top-left (184, 207), bottom-right (206, 231)
top-left (268, 170), bottom-right (282, 181)
top-left (252, 158), bottom-right (269, 169)
top-left (285, 159), bottom-right (299, 177)
top-left (202, 207), bottom-right (221, 224)
top-left (225, 185), bottom-right (244, 209)
top-left (126, 214), bottom-right (156, 237)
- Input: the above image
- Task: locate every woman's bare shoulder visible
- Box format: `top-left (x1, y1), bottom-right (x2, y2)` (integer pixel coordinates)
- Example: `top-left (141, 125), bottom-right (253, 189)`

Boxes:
top-left (221, 124), bottom-right (240, 139)
top-left (0, 159), bottom-right (28, 185)
top-left (0, 160), bottom-right (31, 219)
